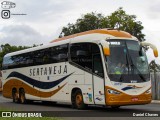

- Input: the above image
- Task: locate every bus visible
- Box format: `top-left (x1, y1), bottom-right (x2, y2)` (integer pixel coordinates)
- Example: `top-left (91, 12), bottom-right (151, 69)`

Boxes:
top-left (2, 29), bottom-right (158, 109)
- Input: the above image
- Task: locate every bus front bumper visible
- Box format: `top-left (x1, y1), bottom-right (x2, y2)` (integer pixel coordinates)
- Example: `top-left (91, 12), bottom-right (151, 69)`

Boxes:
top-left (105, 88), bottom-right (152, 106)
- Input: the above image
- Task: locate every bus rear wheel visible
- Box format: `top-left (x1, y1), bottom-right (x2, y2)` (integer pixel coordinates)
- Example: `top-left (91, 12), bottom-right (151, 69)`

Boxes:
top-left (12, 90), bottom-right (19, 103)
top-left (19, 89), bottom-right (26, 104)
top-left (72, 90), bottom-right (86, 109)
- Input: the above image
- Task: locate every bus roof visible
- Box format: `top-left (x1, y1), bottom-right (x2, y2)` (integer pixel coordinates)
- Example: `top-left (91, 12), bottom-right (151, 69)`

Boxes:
top-left (50, 29), bottom-right (133, 43)
top-left (4, 29), bottom-right (137, 58)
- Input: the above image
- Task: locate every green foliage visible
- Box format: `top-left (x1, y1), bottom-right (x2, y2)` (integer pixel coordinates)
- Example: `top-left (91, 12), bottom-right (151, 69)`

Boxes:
top-left (59, 12), bottom-right (105, 37)
top-left (0, 44), bottom-right (30, 69)
top-left (59, 7), bottom-right (145, 41)
top-left (149, 60), bottom-right (160, 72)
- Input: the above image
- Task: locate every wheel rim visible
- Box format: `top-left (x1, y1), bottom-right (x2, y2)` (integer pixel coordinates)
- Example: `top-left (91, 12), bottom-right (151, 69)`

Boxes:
top-left (76, 94), bottom-right (82, 107)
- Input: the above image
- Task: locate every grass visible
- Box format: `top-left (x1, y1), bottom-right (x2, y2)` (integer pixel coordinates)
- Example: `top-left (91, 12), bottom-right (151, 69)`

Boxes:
top-left (0, 107), bottom-right (11, 111)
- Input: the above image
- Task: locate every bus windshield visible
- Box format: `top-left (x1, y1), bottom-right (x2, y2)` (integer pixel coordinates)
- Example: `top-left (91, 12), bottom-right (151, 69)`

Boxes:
top-left (106, 39), bottom-right (150, 83)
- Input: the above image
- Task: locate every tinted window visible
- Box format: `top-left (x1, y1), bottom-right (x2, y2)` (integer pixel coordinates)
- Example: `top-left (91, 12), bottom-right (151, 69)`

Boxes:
top-left (50, 44), bottom-right (68, 63)
top-left (2, 44), bottom-right (68, 70)
top-left (70, 43), bottom-right (101, 73)
top-left (93, 54), bottom-right (104, 77)
top-left (106, 40), bottom-right (149, 83)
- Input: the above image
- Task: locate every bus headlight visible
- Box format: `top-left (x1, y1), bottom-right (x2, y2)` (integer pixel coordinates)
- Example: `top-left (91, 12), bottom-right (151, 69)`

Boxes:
top-left (145, 89), bottom-right (151, 94)
top-left (107, 89), bottom-right (121, 94)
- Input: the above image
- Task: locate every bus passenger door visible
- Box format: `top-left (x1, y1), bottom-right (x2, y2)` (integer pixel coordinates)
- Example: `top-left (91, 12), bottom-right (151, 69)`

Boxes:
top-left (92, 54), bottom-right (105, 105)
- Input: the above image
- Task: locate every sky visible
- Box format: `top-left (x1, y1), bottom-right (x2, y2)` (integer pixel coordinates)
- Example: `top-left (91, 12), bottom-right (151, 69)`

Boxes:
top-left (0, 0), bottom-right (160, 63)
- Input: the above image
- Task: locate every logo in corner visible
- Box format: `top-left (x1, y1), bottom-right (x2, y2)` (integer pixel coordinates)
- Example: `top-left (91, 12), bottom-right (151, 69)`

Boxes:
top-left (1, 1), bottom-right (27, 19)
top-left (2, 112), bottom-right (11, 117)
top-left (1, 10), bottom-right (10, 19)
top-left (1, 1), bottom-right (16, 9)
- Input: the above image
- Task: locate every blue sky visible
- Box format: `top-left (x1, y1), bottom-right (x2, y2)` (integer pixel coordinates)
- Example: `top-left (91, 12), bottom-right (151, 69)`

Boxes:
top-left (0, 0), bottom-right (160, 63)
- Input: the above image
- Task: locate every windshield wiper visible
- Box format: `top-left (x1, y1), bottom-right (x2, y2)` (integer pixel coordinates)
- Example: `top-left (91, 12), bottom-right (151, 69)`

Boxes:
top-left (125, 53), bottom-right (130, 74)
top-left (126, 50), bottom-right (146, 82)
top-left (125, 42), bottom-right (146, 82)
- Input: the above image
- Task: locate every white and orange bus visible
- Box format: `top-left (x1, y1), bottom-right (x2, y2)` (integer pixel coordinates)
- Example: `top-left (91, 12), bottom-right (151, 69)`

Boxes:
top-left (2, 29), bottom-right (158, 109)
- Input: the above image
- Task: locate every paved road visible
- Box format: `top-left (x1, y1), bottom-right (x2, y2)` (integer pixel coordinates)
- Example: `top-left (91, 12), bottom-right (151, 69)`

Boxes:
top-left (0, 94), bottom-right (160, 120)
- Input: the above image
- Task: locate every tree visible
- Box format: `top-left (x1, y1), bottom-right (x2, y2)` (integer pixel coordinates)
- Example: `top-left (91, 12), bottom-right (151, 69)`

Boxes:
top-left (59, 7), bottom-right (145, 41)
top-left (107, 7), bottom-right (145, 41)
top-left (149, 60), bottom-right (160, 72)
top-left (59, 12), bottom-right (105, 37)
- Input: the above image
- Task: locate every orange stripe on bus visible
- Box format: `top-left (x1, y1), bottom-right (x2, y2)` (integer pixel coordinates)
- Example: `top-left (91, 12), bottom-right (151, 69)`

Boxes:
top-left (50, 29), bottom-right (132, 43)
top-left (3, 79), bottom-right (67, 98)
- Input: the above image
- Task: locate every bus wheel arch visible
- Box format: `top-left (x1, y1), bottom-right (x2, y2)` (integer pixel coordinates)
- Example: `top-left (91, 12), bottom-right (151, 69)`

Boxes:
top-left (19, 88), bottom-right (26, 104)
top-left (12, 88), bottom-right (19, 103)
top-left (71, 88), bottom-right (86, 109)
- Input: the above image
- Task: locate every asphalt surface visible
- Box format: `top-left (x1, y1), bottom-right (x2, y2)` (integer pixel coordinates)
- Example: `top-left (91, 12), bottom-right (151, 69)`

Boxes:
top-left (0, 94), bottom-right (160, 120)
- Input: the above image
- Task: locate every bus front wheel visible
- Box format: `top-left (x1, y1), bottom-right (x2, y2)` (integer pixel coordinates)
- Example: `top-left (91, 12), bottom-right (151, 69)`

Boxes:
top-left (72, 90), bottom-right (86, 109)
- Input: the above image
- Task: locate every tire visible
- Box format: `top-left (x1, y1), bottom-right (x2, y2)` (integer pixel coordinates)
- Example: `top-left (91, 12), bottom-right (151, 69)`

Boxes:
top-left (12, 90), bottom-right (19, 103)
top-left (19, 89), bottom-right (26, 104)
top-left (72, 89), bottom-right (86, 109)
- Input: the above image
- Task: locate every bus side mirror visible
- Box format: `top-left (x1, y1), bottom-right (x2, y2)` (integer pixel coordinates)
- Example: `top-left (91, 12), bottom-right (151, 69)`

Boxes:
top-left (139, 47), bottom-right (144, 56)
top-left (139, 50), bottom-right (143, 56)
top-left (100, 40), bottom-right (110, 56)
top-left (140, 42), bottom-right (158, 57)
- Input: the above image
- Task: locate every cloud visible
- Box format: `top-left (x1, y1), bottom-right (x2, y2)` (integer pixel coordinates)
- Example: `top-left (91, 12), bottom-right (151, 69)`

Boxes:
top-left (11, 0), bottom-right (76, 23)
top-left (144, 30), bottom-right (160, 64)
top-left (0, 24), bottom-right (51, 46)
top-left (3, 0), bottom-right (80, 36)
top-left (147, 0), bottom-right (160, 19)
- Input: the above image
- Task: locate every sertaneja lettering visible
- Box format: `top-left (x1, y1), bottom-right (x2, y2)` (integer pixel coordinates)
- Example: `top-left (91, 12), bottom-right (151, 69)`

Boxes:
top-left (29, 65), bottom-right (67, 76)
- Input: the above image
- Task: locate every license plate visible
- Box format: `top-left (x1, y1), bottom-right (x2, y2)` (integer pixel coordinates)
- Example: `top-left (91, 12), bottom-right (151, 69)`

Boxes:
top-left (131, 97), bottom-right (139, 101)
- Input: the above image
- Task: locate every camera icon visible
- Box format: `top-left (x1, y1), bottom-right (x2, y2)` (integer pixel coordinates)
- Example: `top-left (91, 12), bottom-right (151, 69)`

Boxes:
top-left (1, 10), bottom-right (10, 19)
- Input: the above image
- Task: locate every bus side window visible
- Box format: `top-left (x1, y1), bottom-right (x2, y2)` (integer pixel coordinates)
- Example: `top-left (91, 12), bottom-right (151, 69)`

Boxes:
top-left (2, 56), bottom-right (13, 69)
top-left (2, 44), bottom-right (68, 69)
top-left (93, 54), bottom-right (104, 77)
top-left (33, 50), bottom-right (44, 65)
top-left (70, 43), bottom-right (92, 71)
top-left (70, 43), bottom-right (100, 71)
top-left (57, 44), bottom-right (68, 62)
top-left (51, 44), bottom-right (68, 63)
top-left (31, 43), bottom-right (68, 65)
